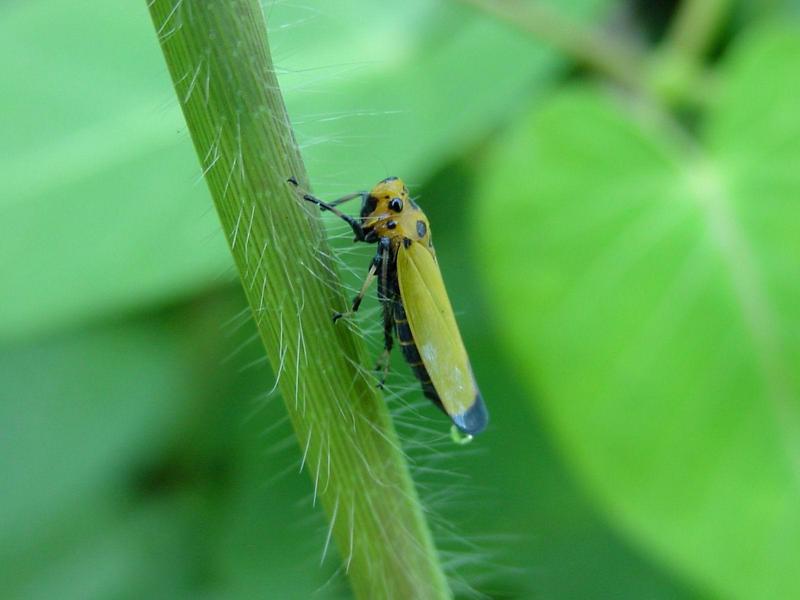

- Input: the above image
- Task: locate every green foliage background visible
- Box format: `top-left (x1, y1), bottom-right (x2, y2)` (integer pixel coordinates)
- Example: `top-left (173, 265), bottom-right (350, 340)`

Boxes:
top-left (2, 1), bottom-right (799, 598)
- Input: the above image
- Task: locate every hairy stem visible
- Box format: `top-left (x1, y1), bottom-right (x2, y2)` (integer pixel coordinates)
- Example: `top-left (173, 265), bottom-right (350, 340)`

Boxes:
top-left (147, 2), bottom-right (451, 598)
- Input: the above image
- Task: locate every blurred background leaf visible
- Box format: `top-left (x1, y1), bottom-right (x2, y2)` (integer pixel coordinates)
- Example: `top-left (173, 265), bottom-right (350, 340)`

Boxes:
top-left (0, 1), bottom-right (231, 341)
top-left (0, 295), bottom-right (339, 599)
top-left (476, 22), bottom-right (800, 600)
top-left (0, 0), bottom-right (603, 342)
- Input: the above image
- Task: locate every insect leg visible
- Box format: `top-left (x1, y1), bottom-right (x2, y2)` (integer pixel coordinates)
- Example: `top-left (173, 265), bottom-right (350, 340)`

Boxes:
top-left (332, 242), bottom-right (384, 323)
top-left (287, 177), bottom-right (367, 240)
top-left (330, 191), bottom-right (367, 207)
top-left (375, 239), bottom-right (394, 387)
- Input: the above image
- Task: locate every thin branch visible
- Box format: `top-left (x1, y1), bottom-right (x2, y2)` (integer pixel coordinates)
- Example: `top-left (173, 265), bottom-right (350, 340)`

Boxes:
top-left (648, 0), bottom-right (731, 109)
top-left (458, 0), bottom-right (648, 93)
top-left (662, 0), bottom-right (733, 64)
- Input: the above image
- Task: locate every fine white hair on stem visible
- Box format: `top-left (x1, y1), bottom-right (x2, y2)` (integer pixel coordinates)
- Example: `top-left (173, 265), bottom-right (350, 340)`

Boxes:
top-left (182, 55), bottom-right (205, 104)
top-left (346, 500), bottom-right (356, 572)
top-left (300, 423), bottom-right (313, 473)
top-left (229, 200), bottom-right (243, 248)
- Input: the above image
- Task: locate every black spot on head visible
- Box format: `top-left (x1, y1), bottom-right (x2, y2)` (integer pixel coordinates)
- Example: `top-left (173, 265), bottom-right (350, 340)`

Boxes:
top-left (360, 194), bottom-right (378, 218)
top-left (389, 197), bottom-right (403, 212)
top-left (387, 220), bottom-right (397, 230)
top-left (403, 238), bottom-right (412, 248)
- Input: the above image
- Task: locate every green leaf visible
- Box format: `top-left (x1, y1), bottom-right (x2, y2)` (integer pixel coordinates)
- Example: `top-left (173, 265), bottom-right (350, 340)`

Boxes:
top-left (0, 320), bottom-right (192, 551)
top-left (2, 499), bottom-right (193, 600)
top-left (417, 168), bottom-right (693, 599)
top-left (475, 25), bottom-right (800, 599)
top-left (0, 0), bottom-right (603, 341)
top-left (0, 1), bottom-right (231, 341)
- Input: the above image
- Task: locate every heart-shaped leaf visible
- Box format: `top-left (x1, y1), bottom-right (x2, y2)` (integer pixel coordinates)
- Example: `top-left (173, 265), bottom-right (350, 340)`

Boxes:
top-left (475, 25), bottom-right (800, 599)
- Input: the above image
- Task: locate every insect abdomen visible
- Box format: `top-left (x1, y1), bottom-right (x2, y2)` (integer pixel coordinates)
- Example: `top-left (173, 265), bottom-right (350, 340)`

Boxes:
top-left (394, 301), bottom-right (444, 411)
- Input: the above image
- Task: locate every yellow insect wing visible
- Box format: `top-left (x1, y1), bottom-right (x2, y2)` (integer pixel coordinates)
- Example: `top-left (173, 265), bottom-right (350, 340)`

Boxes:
top-left (397, 241), bottom-right (484, 433)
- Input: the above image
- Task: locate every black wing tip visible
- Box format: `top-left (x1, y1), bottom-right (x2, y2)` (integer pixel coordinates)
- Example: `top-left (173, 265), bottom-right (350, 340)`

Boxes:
top-left (452, 394), bottom-right (489, 436)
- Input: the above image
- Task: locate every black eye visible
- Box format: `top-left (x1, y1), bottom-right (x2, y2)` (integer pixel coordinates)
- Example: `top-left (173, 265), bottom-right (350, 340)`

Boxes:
top-left (389, 197), bottom-right (403, 212)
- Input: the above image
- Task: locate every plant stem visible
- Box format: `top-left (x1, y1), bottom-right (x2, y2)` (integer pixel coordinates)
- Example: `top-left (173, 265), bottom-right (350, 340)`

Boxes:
top-left (646, 0), bottom-right (731, 109)
top-left (662, 0), bottom-right (732, 64)
top-left (458, 0), bottom-right (648, 93)
top-left (146, 2), bottom-right (451, 598)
